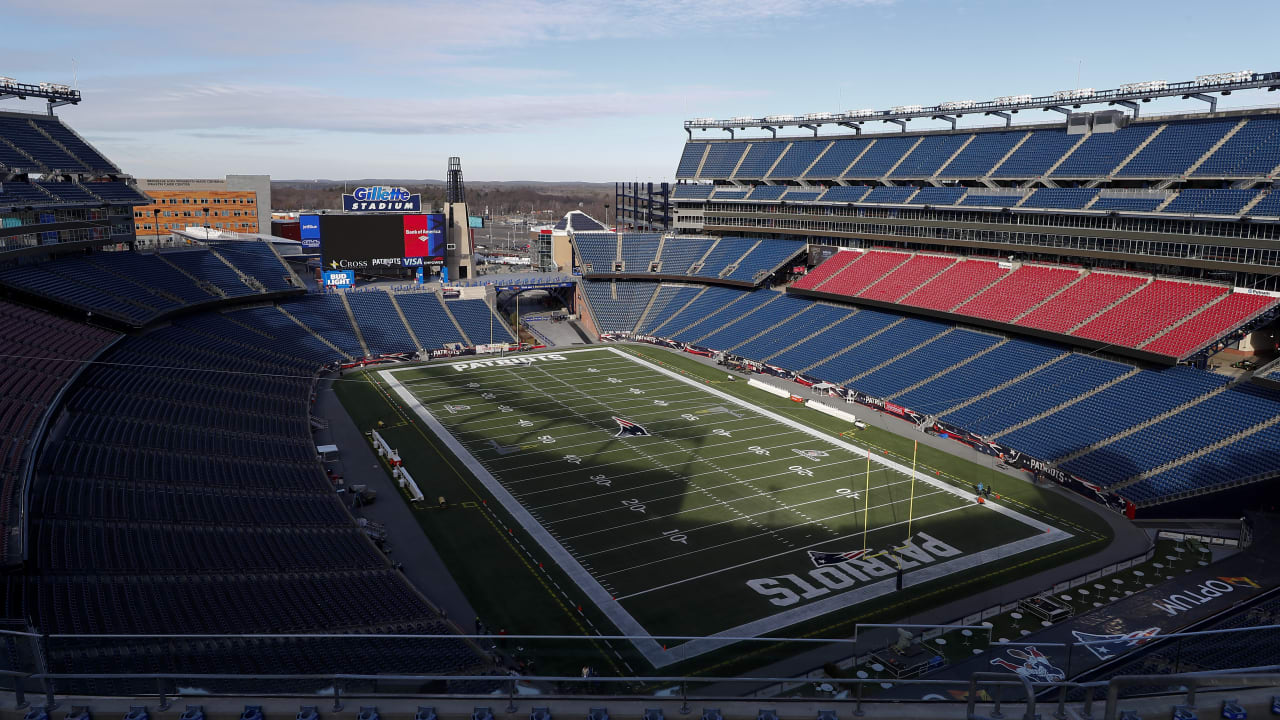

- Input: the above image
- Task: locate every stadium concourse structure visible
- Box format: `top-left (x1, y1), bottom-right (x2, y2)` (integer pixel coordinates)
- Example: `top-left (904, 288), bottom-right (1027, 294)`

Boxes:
top-left (571, 80), bottom-right (1280, 517)
top-left (0, 101), bottom-right (531, 692)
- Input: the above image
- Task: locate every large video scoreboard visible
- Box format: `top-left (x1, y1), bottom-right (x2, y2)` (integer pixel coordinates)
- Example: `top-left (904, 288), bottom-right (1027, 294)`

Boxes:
top-left (303, 213), bottom-right (446, 272)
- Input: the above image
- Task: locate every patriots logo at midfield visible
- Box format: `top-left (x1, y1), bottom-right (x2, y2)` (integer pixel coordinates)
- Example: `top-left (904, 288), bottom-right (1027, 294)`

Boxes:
top-left (1071, 627), bottom-right (1161, 660)
top-left (612, 416), bottom-right (650, 438)
top-left (808, 549), bottom-right (868, 567)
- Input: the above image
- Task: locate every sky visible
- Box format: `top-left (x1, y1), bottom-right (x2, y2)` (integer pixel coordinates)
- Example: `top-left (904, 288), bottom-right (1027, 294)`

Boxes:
top-left (4, 0), bottom-right (1280, 182)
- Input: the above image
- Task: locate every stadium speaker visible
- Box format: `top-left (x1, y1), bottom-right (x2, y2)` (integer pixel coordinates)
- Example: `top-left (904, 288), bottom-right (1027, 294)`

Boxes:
top-left (1092, 109), bottom-right (1130, 134)
top-left (1066, 112), bottom-right (1091, 135)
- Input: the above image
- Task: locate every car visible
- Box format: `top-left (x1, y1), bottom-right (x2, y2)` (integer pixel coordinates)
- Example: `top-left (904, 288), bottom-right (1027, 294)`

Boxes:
top-left (1220, 699), bottom-right (1245, 719)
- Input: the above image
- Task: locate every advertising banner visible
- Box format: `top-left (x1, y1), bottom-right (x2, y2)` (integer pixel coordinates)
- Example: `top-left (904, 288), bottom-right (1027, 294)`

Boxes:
top-left (323, 270), bottom-right (354, 288)
top-left (341, 186), bottom-right (421, 212)
top-left (300, 214), bottom-right (321, 250)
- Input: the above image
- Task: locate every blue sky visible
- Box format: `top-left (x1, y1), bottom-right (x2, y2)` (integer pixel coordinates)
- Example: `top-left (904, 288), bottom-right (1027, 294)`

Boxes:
top-left (4, 0), bottom-right (1280, 182)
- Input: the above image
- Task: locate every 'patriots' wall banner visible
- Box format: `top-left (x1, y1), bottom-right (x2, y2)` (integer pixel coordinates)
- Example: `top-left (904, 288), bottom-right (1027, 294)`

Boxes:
top-left (343, 186), bottom-right (422, 212)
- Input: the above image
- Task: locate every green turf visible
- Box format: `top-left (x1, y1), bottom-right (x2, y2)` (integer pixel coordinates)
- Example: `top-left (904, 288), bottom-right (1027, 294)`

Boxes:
top-left (336, 344), bottom-right (1116, 676)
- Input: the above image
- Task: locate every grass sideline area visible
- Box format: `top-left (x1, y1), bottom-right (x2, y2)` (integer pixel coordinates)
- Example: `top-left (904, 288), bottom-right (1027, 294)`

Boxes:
top-left (335, 345), bottom-right (1116, 676)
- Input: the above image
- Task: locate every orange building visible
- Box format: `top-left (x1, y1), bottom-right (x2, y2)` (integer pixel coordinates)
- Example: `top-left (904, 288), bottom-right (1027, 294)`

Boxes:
top-left (132, 189), bottom-right (260, 237)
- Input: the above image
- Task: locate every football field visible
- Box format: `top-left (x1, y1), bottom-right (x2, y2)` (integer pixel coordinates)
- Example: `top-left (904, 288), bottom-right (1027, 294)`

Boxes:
top-left (379, 347), bottom-right (1073, 667)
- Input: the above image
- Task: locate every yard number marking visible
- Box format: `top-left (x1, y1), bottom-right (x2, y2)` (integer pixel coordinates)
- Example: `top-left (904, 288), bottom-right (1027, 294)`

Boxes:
top-left (748, 445), bottom-right (770, 456)
top-left (622, 498), bottom-right (646, 513)
top-left (788, 465), bottom-right (814, 477)
top-left (537, 435), bottom-right (555, 444)
top-left (835, 488), bottom-right (860, 499)
top-left (712, 428), bottom-right (732, 437)
top-left (591, 474), bottom-right (610, 487)
top-left (662, 529), bottom-right (689, 545)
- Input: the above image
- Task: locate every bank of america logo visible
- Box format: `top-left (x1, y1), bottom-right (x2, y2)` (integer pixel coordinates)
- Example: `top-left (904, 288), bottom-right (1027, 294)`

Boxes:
top-left (808, 549), bottom-right (868, 567)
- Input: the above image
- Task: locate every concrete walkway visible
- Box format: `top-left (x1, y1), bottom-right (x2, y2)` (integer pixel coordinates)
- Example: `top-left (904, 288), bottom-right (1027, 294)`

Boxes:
top-left (314, 377), bottom-right (479, 628)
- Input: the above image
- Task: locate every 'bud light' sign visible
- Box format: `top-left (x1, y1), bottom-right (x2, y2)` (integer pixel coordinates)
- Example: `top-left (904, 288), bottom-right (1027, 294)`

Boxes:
top-left (343, 186), bottom-right (421, 212)
top-left (323, 270), bottom-right (354, 288)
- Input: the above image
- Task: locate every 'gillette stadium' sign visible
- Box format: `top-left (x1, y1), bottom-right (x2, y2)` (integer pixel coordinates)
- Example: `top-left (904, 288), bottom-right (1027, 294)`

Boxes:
top-left (343, 186), bottom-right (421, 212)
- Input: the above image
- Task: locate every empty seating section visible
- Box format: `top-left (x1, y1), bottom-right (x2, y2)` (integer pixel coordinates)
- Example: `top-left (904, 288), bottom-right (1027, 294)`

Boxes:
top-left (657, 237), bottom-right (715, 275)
top-left (444, 298), bottom-right (515, 344)
top-left (734, 303), bottom-right (852, 361)
top-left (1073, 279), bottom-right (1227, 347)
top-left (0, 115), bottom-right (84, 170)
top-left (809, 318), bottom-right (948, 384)
top-left (1142, 292), bottom-right (1279, 357)
top-left (781, 190), bottom-right (822, 202)
top-left (894, 340), bottom-right (1065, 414)
top-left (675, 143), bottom-right (707, 177)
top-left (1117, 120), bottom-right (1236, 176)
top-left (282, 295), bottom-right (365, 357)
top-left (697, 293), bottom-right (810, 351)
top-left (1193, 116), bottom-right (1280, 176)
top-left (939, 131), bottom-right (1025, 177)
top-left (34, 181), bottom-right (99, 204)
top-left (1052, 124), bottom-right (1159, 177)
top-left (899, 259), bottom-right (1007, 311)
top-left (1090, 196), bottom-right (1164, 212)
top-left (792, 251), bottom-right (860, 290)
top-left (1123, 420), bottom-right (1280, 503)
top-left (723, 239), bottom-right (804, 282)
top-left (160, 249), bottom-right (253, 296)
top-left (0, 301), bottom-right (117, 561)
top-left (211, 242), bottom-right (298, 292)
top-left (85, 251), bottom-right (215, 304)
top-left (1, 260), bottom-right (169, 325)
top-left (890, 134), bottom-right (971, 177)
top-left (818, 186), bottom-right (870, 203)
top-left (852, 330), bottom-right (1000, 399)
top-left (636, 285), bottom-right (702, 334)
top-left (574, 232), bottom-right (617, 270)
top-left (770, 141), bottom-right (830, 178)
top-left (954, 264), bottom-right (1080, 323)
top-left (81, 181), bottom-right (150, 205)
top-left (908, 187), bottom-right (965, 205)
top-left (746, 185), bottom-right (786, 201)
top-left (654, 286), bottom-right (747, 336)
top-left (805, 139), bottom-right (867, 178)
top-left (0, 136), bottom-right (34, 170)
top-left (673, 290), bottom-right (773, 344)
top-left (711, 189), bottom-right (747, 200)
top-left (941, 354), bottom-right (1131, 436)
top-left (28, 117), bottom-right (119, 173)
top-left (819, 251), bottom-right (911, 296)
top-left (860, 186), bottom-right (916, 204)
top-left (344, 292), bottom-right (417, 355)
top-left (0, 182), bottom-right (55, 207)
top-left (734, 142), bottom-right (788, 177)
top-left (582, 281), bottom-right (642, 333)
top-left (227, 306), bottom-right (337, 364)
top-left (1017, 272), bottom-right (1146, 333)
top-left (960, 193), bottom-right (1020, 207)
top-left (1022, 188), bottom-right (1099, 209)
top-left (857, 254), bottom-right (956, 302)
top-left (1159, 188), bottom-right (1258, 215)
top-left (393, 292), bottom-right (467, 348)
top-left (999, 367), bottom-right (1230, 461)
top-left (844, 136), bottom-right (916, 177)
top-left (1246, 191), bottom-right (1280, 217)
top-left (1063, 386), bottom-right (1280, 487)
top-left (619, 233), bottom-right (660, 270)
top-left (699, 144), bottom-right (748, 177)
top-left (991, 130), bottom-right (1078, 177)
top-left (768, 309), bottom-right (897, 371)
top-left (694, 237), bottom-right (756, 278)
top-left (671, 184), bottom-right (713, 200)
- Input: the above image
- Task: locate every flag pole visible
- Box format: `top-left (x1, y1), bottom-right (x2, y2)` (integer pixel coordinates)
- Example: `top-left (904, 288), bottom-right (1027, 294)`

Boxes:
top-left (905, 440), bottom-right (918, 541)
top-left (861, 448), bottom-right (871, 553)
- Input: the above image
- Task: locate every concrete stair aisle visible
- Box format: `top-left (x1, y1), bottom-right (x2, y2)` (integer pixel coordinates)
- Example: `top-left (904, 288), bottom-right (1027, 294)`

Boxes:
top-left (666, 290), bottom-right (753, 339)
top-left (1183, 118), bottom-right (1249, 176)
top-left (989, 366), bottom-right (1140, 439)
top-left (1065, 275), bottom-right (1152, 333)
top-left (721, 239), bottom-right (763, 278)
top-left (762, 306), bottom-right (859, 362)
top-left (798, 317), bottom-right (905, 373)
top-left (836, 140), bottom-right (878, 178)
top-left (1136, 290), bottom-right (1232, 349)
top-left (689, 290), bottom-right (783, 345)
top-left (1051, 383), bottom-right (1234, 465)
top-left (843, 327), bottom-right (955, 386)
top-left (1040, 131), bottom-right (1092, 178)
top-left (1010, 271), bottom-right (1087, 323)
top-left (207, 248), bottom-right (267, 293)
top-left (982, 131), bottom-right (1033, 178)
top-left (650, 236), bottom-right (667, 272)
top-left (1238, 190), bottom-right (1269, 216)
top-left (385, 290), bottom-right (424, 353)
top-left (725, 294), bottom-right (813, 353)
top-left (938, 353), bottom-right (1069, 416)
top-left (1109, 124), bottom-right (1166, 175)
top-left (945, 266), bottom-right (1013, 312)
top-left (439, 291), bottom-right (474, 345)
top-left (932, 135), bottom-right (976, 178)
top-left (648, 286), bottom-right (707, 336)
top-left (687, 240), bottom-right (721, 276)
top-left (1114, 413), bottom-right (1280, 489)
top-left (763, 143), bottom-right (792, 178)
top-left (262, 239), bottom-right (307, 288)
top-left (799, 142), bottom-right (834, 179)
top-left (28, 119), bottom-right (91, 170)
top-left (880, 136), bottom-right (925, 179)
top-left (806, 251), bottom-right (862, 291)
top-left (337, 293), bottom-right (373, 357)
top-left (155, 253), bottom-right (226, 298)
top-left (888, 337), bottom-right (1009, 400)
top-left (276, 304), bottom-right (352, 361)
top-left (630, 283), bottom-right (665, 334)
top-left (889, 255), bottom-right (959, 303)
top-left (728, 144), bottom-right (752, 178)
top-left (1154, 192), bottom-right (1179, 212)
top-left (692, 144), bottom-right (711, 178)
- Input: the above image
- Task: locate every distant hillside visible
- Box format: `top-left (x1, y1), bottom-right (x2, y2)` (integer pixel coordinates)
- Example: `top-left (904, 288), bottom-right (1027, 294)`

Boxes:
top-left (272, 180), bottom-right (616, 223)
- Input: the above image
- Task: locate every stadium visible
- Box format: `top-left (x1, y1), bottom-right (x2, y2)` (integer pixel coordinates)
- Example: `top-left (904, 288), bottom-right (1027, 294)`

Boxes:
top-left (0, 63), bottom-right (1278, 720)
